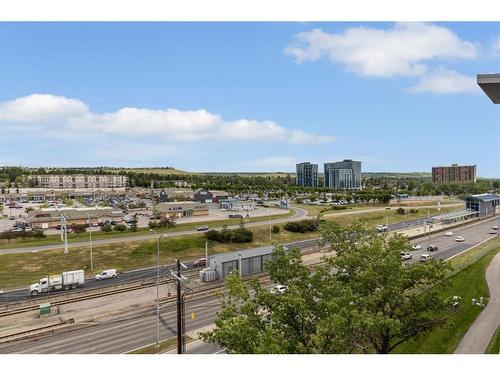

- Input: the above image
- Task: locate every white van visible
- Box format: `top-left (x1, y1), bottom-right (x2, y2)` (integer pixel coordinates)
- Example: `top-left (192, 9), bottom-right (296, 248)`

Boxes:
top-left (95, 269), bottom-right (117, 280)
top-left (419, 254), bottom-right (432, 263)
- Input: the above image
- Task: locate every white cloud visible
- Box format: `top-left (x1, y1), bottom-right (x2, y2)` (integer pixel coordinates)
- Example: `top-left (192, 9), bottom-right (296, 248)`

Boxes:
top-left (0, 94), bottom-right (334, 144)
top-left (408, 67), bottom-right (480, 94)
top-left (285, 23), bottom-right (478, 78)
top-left (0, 93), bottom-right (89, 122)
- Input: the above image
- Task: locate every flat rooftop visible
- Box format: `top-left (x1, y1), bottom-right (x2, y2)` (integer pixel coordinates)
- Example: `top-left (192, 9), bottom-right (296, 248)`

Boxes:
top-left (477, 74), bottom-right (500, 104)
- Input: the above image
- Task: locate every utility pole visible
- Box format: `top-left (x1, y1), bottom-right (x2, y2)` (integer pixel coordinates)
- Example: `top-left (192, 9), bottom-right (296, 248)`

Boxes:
top-left (87, 213), bottom-right (93, 272)
top-left (176, 259), bottom-right (183, 354)
top-left (205, 240), bottom-right (209, 266)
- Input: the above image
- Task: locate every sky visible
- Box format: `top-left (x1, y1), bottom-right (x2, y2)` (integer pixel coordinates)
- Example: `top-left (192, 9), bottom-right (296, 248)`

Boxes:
top-left (0, 22), bottom-right (499, 176)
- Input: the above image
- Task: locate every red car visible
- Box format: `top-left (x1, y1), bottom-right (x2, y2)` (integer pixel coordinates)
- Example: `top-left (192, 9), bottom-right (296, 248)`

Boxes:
top-left (193, 258), bottom-right (207, 267)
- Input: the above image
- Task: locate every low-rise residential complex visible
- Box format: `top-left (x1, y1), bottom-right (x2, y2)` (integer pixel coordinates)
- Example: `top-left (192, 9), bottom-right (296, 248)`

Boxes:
top-left (30, 174), bottom-right (129, 189)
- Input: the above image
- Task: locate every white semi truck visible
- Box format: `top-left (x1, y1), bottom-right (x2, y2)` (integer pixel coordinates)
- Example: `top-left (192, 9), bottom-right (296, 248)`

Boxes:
top-left (30, 270), bottom-right (85, 295)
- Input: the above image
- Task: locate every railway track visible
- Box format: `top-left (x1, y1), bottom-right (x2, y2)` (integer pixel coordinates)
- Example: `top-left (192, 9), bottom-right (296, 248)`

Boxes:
top-left (0, 258), bottom-right (325, 344)
top-left (0, 268), bottom-right (201, 319)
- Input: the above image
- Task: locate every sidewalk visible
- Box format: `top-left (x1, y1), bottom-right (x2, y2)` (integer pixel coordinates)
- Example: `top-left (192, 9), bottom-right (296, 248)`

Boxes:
top-left (455, 252), bottom-right (500, 354)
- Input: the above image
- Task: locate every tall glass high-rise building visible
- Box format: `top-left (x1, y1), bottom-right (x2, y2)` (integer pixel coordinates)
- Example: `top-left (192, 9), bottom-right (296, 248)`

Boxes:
top-left (296, 162), bottom-right (318, 187)
top-left (324, 160), bottom-right (362, 190)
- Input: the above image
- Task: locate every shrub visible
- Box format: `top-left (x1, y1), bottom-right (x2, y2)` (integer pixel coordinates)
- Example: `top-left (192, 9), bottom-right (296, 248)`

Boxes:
top-left (32, 229), bottom-right (46, 239)
top-left (101, 223), bottom-right (113, 233)
top-left (114, 224), bottom-right (127, 232)
top-left (129, 223), bottom-right (138, 232)
top-left (231, 228), bottom-right (253, 243)
top-left (148, 221), bottom-right (157, 229)
top-left (71, 223), bottom-right (88, 234)
top-left (205, 227), bottom-right (253, 243)
top-left (271, 225), bottom-right (281, 234)
top-left (396, 207), bottom-right (405, 215)
top-left (284, 219), bottom-right (321, 233)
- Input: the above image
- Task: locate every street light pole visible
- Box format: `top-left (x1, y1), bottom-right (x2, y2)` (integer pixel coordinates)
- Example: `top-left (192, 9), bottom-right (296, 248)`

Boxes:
top-left (150, 229), bottom-right (166, 348)
top-left (86, 213), bottom-right (93, 272)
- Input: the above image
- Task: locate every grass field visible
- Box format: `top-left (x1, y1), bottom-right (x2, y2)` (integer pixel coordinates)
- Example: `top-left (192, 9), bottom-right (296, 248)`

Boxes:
top-left (0, 209), bottom-right (295, 250)
top-left (394, 239), bottom-right (500, 354)
top-left (0, 221), bottom-right (320, 288)
top-left (486, 327), bottom-right (500, 354)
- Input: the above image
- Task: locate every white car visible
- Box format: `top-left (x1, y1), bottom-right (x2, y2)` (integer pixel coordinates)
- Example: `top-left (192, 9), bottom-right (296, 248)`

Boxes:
top-left (445, 231), bottom-right (454, 237)
top-left (420, 254), bottom-right (432, 262)
top-left (455, 236), bottom-right (465, 242)
top-left (492, 225), bottom-right (499, 230)
top-left (270, 284), bottom-right (287, 295)
top-left (95, 269), bottom-right (117, 280)
top-left (400, 251), bottom-right (412, 261)
top-left (489, 229), bottom-right (498, 234)
top-left (411, 244), bottom-right (422, 251)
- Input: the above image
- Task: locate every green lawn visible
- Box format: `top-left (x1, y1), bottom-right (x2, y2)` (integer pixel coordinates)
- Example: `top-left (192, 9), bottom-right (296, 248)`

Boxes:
top-left (0, 209), bottom-right (295, 250)
top-left (486, 327), bottom-right (500, 354)
top-left (0, 222), bottom-right (319, 288)
top-left (394, 240), bottom-right (500, 354)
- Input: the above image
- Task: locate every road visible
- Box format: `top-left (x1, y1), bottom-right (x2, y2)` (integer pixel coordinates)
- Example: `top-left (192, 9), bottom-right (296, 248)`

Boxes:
top-left (0, 238), bottom-right (320, 303)
top-left (454, 251), bottom-right (500, 354)
top-left (0, 207), bottom-right (309, 255)
top-left (0, 218), bottom-right (496, 354)
top-left (0, 295), bottom-right (224, 354)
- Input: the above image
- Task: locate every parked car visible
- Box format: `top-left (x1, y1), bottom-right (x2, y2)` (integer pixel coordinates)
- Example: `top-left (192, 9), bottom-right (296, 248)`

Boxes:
top-left (427, 245), bottom-right (439, 252)
top-left (455, 236), bottom-right (465, 242)
top-left (8, 216), bottom-right (15, 220)
top-left (400, 251), bottom-right (413, 261)
top-left (95, 269), bottom-right (117, 280)
top-left (270, 284), bottom-right (287, 294)
top-left (385, 207), bottom-right (391, 210)
top-left (193, 258), bottom-right (207, 268)
top-left (492, 225), bottom-right (499, 230)
top-left (228, 214), bottom-right (243, 219)
top-left (197, 225), bottom-right (209, 232)
top-left (420, 254), bottom-right (432, 262)
top-left (489, 229), bottom-right (498, 234)
top-left (411, 244), bottom-right (422, 251)
top-left (445, 231), bottom-right (454, 237)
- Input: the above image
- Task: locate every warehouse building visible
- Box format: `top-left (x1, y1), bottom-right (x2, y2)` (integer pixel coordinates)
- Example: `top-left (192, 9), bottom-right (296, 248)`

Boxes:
top-left (192, 188), bottom-right (213, 203)
top-left (465, 194), bottom-right (500, 219)
top-left (206, 245), bottom-right (290, 281)
top-left (154, 202), bottom-right (209, 219)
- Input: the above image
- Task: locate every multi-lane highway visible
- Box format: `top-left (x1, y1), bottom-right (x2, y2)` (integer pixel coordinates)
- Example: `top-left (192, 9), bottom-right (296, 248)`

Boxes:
top-left (0, 217), bottom-right (497, 354)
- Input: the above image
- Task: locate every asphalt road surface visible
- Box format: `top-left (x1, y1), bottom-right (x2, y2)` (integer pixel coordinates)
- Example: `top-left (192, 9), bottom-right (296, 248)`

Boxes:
top-left (0, 207), bottom-right (309, 255)
top-left (0, 218), bottom-right (497, 354)
top-left (0, 238), bottom-right (320, 304)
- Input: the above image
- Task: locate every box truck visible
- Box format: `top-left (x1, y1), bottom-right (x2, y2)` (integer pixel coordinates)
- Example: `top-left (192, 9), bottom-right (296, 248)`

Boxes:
top-left (30, 270), bottom-right (85, 295)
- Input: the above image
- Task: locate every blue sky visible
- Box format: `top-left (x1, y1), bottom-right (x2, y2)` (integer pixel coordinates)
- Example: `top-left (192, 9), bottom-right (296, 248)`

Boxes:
top-left (0, 22), bottom-right (499, 176)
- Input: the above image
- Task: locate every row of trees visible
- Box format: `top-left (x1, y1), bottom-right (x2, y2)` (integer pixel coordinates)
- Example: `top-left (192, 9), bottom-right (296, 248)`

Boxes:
top-left (205, 227), bottom-right (254, 243)
top-left (201, 221), bottom-right (453, 353)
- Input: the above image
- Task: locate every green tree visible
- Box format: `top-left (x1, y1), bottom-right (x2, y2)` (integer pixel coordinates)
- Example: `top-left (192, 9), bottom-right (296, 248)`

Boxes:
top-left (101, 223), bottom-right (113, 233)
top-left (202, 222), bottom-right (453, 354)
